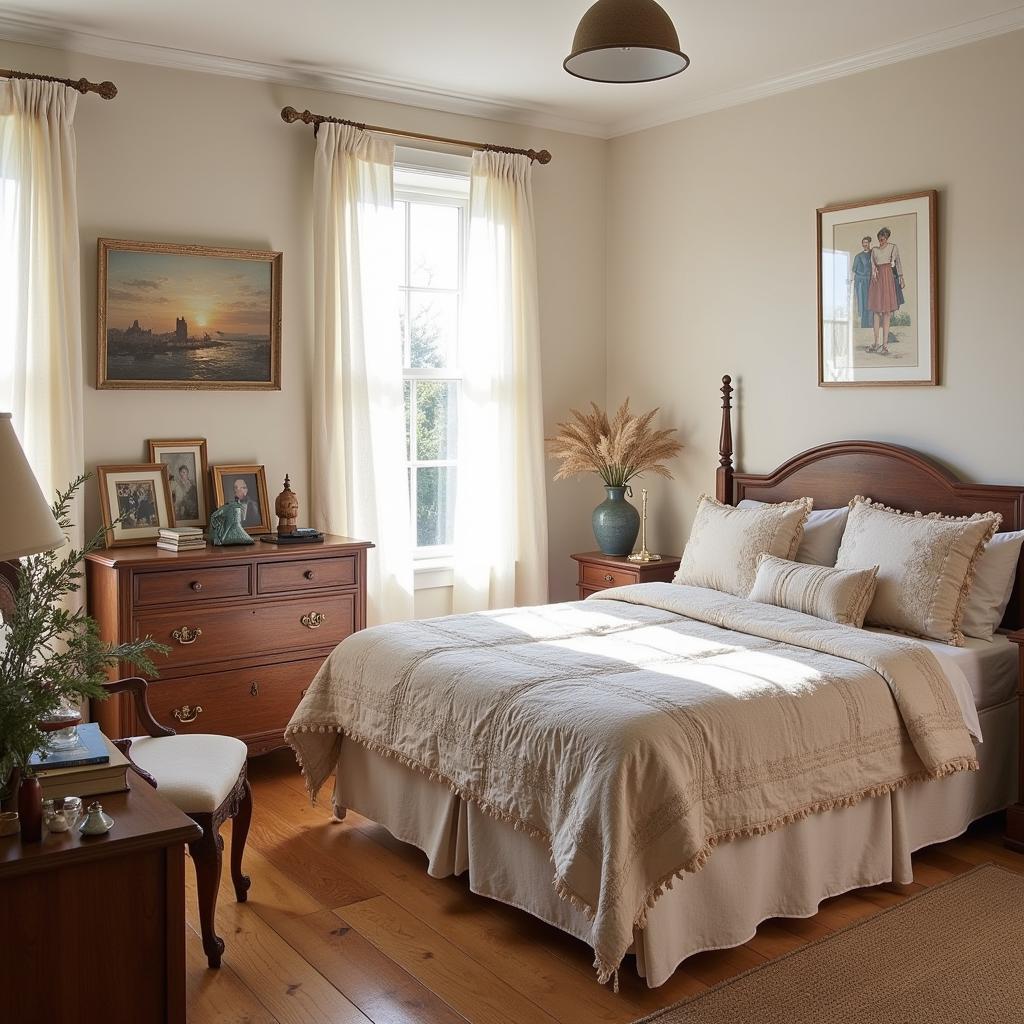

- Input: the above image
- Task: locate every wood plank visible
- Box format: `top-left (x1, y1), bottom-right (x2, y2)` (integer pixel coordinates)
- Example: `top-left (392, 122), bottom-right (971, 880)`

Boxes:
top-left (339, 895), bottom-right (558, 1024)
top-left (680, 944), bottom-right (767, 987)
top-left (744, 920), bottom-right (808, 959)
top-left (186, 922), bottom-right (280, 1024)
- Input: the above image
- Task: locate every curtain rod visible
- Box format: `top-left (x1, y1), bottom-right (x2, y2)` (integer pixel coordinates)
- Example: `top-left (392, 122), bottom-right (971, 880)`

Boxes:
top-left (0, 68), bottom-right (118, 99)
top-left (280, 106), bottom-right (552, 165)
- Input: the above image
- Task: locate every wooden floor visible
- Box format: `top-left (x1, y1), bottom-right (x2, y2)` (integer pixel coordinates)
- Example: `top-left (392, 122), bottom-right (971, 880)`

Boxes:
top-left (185, 750), bottom-right (1024, 1024)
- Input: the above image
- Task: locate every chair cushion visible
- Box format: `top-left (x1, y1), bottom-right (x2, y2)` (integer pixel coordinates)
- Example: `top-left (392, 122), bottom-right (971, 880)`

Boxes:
top-left (129, 734), bottom-right (247, 813)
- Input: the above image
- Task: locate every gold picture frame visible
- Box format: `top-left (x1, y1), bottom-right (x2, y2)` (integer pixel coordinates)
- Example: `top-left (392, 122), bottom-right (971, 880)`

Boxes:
top-left (147, 438), bottom-right (210, 529)
top-left (210, 464), bottom-right (271, 535)
top-left (817, 190), bottom-right (938, 387)
top-left (96, 463), bottom-right (175, 547)
top-left (97, 238), bottom-right (282, 391)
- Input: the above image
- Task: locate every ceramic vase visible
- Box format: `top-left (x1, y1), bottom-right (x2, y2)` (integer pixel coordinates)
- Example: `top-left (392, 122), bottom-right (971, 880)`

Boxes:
top-left (592, 486), bottom-right (640, 556)
top-left (17, 775), bottom-right (42, 842)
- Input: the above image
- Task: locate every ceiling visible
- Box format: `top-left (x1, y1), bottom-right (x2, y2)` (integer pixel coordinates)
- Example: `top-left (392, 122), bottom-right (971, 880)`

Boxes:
top-left (1, 1), bottom-right (1022, 137)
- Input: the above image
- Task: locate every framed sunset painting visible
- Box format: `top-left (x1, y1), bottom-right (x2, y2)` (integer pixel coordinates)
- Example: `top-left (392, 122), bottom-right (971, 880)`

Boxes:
top-left (817, 190), bottom-right (938, 387)
top-left (97, 238), bottom-right (282, 390)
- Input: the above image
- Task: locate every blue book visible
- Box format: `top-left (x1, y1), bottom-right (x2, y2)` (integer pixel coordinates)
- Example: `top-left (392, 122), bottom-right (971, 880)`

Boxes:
top-left (28, 722), bottom-right (111, 771)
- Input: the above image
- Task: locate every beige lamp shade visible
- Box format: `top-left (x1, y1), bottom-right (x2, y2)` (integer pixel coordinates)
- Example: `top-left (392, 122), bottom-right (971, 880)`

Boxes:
top-left (0, 412), bottom-right (65, 561)
top-left (564, 0), bottom-right (690, 83)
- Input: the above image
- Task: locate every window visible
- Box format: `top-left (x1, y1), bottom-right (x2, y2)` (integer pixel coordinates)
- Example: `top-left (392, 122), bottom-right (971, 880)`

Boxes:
top-left (394, 165), bottom-right (469, 557)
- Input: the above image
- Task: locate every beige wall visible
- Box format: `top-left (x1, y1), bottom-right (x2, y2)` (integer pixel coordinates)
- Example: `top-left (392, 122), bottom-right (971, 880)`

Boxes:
top-left (0, 38), bottom-right (607, 605)
top-left (607, 30), bottom-right (1024, 557)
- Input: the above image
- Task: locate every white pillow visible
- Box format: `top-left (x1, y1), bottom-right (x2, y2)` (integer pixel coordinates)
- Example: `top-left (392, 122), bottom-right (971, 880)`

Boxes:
top-left (738, 499), bottom-right (848, 566)
top-left (674, 494), bottom-right (812, 597)
top-left (961, 530), bottom-right (1024, 640)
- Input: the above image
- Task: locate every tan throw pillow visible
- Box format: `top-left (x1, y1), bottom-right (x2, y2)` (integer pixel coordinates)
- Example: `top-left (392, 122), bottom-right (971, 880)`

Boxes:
top-left (673, 495), bottom-right (812, 597)
top-left (748, 554), bottom-right (879, 627)
top-left (835, 496), bottom-right (1001, 645)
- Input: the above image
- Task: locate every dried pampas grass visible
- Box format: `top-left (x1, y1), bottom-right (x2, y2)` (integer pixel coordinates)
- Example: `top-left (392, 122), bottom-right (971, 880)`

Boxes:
top-left (546, 400), bottom-right (683, 488)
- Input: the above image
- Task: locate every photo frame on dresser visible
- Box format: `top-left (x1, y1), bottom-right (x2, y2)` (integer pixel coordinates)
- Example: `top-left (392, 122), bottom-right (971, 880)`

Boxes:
top-left (96, 463), bottom-right (175, 547)
top-left (147, 438), bottom-right (209, 528)
top-left (210, 464), bottom-right (271, 535)
top-left (817, 190), bottom-right (938, 387)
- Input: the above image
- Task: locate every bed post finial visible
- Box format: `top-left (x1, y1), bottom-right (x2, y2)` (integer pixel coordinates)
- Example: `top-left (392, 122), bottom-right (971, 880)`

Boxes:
top-left (717, 375), bottom-right (734, 504)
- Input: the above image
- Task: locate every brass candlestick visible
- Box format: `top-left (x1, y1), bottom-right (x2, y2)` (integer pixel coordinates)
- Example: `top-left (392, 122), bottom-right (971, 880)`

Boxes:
top-left (628, 488), bottom-right (661, 562)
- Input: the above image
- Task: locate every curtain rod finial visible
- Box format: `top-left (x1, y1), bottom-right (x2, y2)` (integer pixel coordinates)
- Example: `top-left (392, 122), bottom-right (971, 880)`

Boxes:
top-left (534, 150), bottom-right (553, 165)
top-left (97, 81), bottom-right (117, 99)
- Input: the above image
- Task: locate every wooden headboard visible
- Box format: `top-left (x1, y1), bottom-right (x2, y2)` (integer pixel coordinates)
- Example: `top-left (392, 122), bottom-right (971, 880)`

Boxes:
top-left (714, 375), bottom-right (1024, 631)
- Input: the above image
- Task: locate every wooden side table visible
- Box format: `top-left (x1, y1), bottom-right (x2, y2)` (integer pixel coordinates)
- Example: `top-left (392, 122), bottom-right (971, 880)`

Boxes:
top-left (0, 779), bottom-right (201, 1024)
top-left (571, 551), bottom-right (682, 599)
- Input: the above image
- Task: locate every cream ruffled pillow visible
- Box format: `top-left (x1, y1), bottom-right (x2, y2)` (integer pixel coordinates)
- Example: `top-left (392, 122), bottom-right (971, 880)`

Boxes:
top-left (748, 554), bottom-right (879, 627)
top-left (835, 496), bottom-right (1001, 645)
top-left (674, 495), bottom-right (812, 597)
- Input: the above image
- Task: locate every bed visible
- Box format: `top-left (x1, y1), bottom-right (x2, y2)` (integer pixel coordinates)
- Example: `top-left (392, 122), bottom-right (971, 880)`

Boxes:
top-left (287, 375), bottom-right (1024, 989)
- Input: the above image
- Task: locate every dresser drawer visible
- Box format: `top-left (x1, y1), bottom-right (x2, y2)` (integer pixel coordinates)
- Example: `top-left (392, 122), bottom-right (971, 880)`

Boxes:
top-left (135, 592), bottom-right (356, 671)
top-left (144, 658), bottom-right (322, 737)
top-left (257, 554), bottom-right (357, 595)
top-left (134, 564), bottom-right (252, 606)
top-left (580, 564), bottom-right (638, 589)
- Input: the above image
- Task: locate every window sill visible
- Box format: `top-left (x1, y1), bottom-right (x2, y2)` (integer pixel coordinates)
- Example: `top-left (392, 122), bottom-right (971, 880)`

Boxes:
top-left (414, 557), bottom-right (454, 591)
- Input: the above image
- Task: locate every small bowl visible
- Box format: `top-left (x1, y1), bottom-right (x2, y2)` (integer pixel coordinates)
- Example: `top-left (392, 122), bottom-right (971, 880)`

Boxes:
top-left (0, 811), bottom-right (19, 837)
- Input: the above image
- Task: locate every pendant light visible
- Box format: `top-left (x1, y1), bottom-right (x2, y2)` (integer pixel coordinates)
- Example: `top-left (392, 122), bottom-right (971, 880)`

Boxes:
top-left (564, 0), bottom-right (689, 83)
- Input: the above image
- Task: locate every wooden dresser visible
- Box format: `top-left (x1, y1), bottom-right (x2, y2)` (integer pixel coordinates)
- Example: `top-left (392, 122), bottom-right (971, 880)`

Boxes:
top-left (571, 550), bottom-right (682, 599)
top-left (87, 535), bottom-right (373, 754)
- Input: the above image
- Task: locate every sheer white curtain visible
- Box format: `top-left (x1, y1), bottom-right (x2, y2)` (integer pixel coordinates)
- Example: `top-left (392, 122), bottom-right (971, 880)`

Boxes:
top-left (0, 79), bottom-right (83, 550)
top-left (452, 151), bottom-right (548, 612)
top-left (311, 122), bottom-right (413, 624)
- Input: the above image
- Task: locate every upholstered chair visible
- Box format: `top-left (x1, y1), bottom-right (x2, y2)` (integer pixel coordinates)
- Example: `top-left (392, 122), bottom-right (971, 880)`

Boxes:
top-left (103, 677), bottom-right (253, 969)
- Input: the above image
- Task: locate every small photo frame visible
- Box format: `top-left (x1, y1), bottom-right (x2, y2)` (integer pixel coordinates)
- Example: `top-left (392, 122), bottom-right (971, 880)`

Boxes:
top-left (210, 464), bottom-right (271, 535)
top-left (147, 438), bottom-right (210, 529)
top-left (97, 463), bottom-right (175, 547)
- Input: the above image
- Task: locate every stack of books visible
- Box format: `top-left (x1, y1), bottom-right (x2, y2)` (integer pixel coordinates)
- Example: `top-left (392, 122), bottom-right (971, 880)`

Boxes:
top-left (157, 526), bottom-right (206, 552)
top-left (28, 722), bottom-right (131, 799)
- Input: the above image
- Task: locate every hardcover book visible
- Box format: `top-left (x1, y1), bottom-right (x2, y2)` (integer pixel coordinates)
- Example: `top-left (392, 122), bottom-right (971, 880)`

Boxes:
top-left (28, 722), bottom-right (110, 771)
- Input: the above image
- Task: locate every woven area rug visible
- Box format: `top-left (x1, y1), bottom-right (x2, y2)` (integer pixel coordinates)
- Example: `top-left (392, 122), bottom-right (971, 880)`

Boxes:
top-left (635, 864), bottom-right (1024, 1023)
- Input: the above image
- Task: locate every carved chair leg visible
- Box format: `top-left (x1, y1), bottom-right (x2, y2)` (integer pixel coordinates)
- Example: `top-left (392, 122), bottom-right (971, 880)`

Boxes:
top-left (188, 816), bottom-right (225, 969)
top-left (230, 776), bottom-right (253, 903)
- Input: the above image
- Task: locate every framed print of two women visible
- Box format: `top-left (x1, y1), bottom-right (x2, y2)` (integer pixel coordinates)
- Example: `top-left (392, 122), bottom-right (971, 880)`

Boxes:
top-left (817, 190), bottom-right (938, 386)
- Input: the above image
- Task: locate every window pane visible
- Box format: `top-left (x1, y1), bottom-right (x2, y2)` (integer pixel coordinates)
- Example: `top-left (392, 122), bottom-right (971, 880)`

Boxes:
top-left (409, 202), bottom-right (459, 289)
top-left (415, 380), bottom-right (457, 461)
top-left (417, 466), bottom-right (456, 547)
top-left (398, 291), bottom-right (408, 364)
top-left (409, 291), bottom-right (457, 369)
top-left (393, 200), bottom-right (408, 286)
top-left (404, 379), bottom-right (412, 460)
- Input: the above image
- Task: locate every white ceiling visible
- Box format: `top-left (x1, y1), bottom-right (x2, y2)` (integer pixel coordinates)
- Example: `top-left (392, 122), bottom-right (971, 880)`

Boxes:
top-left (1, 1), bottom-right (1022, 137)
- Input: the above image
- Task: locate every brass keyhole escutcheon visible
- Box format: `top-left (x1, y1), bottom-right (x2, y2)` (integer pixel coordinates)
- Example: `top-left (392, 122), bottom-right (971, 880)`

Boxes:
top-left (172, 704), bottom-right (203, 724)
top-left (301, 611), bottom-right (326, 629)
top-left (172, 625), bottom-right (202, 645)
top-left (250, 681), bottom-right (259, 697)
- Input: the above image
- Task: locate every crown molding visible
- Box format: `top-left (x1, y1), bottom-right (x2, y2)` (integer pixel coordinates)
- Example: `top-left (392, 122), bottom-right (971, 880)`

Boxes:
top-left (0, 10), bottom-right (606, 138)
top-left (1, 6), bottom-right (1023, 141)
top-left (607, 5), bottom-right (1024, 137)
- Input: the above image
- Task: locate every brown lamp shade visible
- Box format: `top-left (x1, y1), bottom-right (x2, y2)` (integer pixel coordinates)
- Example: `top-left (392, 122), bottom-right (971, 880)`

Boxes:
top-left (564, 0), bottom-right (690, 83)
top-left (0, 413), bottom-right (65, 562)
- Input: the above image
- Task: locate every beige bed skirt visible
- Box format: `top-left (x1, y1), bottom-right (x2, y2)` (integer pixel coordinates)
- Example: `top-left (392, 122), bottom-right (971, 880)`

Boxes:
top-left (332, 698), bottom-right (1018, 989)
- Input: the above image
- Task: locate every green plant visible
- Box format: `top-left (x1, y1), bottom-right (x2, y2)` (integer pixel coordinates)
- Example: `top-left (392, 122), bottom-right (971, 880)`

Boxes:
top-left (0, 476), bottom-right (168, 783)
top-left (890, 310), bottom-right (912, 327)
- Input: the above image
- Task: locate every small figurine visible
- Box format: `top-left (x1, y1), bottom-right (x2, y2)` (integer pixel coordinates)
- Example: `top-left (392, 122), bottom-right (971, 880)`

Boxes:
top-left (209, 500), bottom-right (255, 546)
top-left (78, 801), bottom-right (114, 836)
top-left (275, 475), bottom-right (299, 536)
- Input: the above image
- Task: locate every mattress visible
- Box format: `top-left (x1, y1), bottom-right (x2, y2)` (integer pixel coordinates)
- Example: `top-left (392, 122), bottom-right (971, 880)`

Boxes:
top-left (870, 629), bottom-right (1018, 712)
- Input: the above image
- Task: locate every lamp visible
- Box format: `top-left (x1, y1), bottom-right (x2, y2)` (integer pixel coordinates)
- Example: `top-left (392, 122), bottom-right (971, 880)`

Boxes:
top-left (0, 412), bottom-right (65, 561)
top-left (564, 0), bottom-right (690, 83)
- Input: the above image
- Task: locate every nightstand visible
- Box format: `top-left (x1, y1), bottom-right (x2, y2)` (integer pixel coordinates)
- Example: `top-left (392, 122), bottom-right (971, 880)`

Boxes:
top-left (1004, 629), bottom-right (1024, 853)
top-left (571, 551), bottom-right (682, 600)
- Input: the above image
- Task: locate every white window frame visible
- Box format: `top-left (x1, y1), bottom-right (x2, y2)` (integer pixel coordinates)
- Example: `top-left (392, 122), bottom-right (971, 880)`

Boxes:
top-left (395, 163), bottom-right (469, 569)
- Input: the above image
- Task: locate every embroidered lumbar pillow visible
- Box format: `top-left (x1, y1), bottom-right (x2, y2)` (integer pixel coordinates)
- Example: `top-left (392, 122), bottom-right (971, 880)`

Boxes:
top-left (748, 554), bottom-right (879, 627)
top-left (673, 494), bottom-right (812, 598)
top-left (834, 496), bottom-right (1001, 645)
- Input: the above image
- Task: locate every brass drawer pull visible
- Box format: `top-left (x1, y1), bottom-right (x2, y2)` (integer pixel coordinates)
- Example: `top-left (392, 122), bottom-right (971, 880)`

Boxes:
top-left (303, 569), bottom-right (315, 580)
top-left (603, 573), bottom-right (614, 583)
top-left (172, 704), bottom-right (203, 724)
top-left (190, 580), bottom-right (203, 592)
top-left (249, 681), bottom-right (259, 696)
top-left (301, 611), bottom-right (326, 629)
top-left (172, 625), bottom-right (202, 645)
